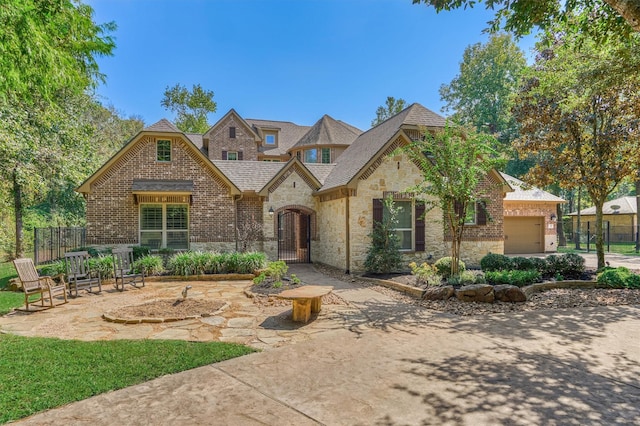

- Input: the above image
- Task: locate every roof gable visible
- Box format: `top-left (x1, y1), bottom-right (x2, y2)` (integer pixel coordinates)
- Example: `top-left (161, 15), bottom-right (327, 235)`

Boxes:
top-left (204, 109), bottom-right (260, 142)
top-left (290, 115), bottom-right (361, 150)
top-left (145, 118), bottom-right (181, 133)
top-left (320, 103), bottom-right (445, 192)
top-left (570, 196), bottom-right (637, 215)
top-left (501, 172), bottom-right (564, 203)
top-left (258, 158), bottom-right (322, 196)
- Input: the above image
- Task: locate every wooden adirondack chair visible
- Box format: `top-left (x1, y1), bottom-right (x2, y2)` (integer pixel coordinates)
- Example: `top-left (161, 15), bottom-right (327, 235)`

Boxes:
top-left (64, 251), bottom-right (102, 297)
top-left (13, 258), bottom-right (68, 310)
top-left (112, 247), bottom-right (145, 291)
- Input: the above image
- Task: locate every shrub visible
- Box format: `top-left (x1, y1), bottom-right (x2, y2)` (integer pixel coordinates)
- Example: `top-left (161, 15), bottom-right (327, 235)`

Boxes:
top-left (597, 267), bottom-right (640, 289)
top-left (40, 260), bottom-right (66, 277)
top-left (264, 260), bottom-right (288, 282)
top-left (485, 270), bottom-right (541, 287)
top-left (253, 273), bottom-right (266, 285)
top-left (409, 262), bottom-right (441, 286)
top-left (480, 253), bottom-right (512, 272)
top-left (510, 257), bottom-right (535, 271)
top-left (529, 257), bottom-right (548, 275)
top-left (364, 197), bottom-right (403, 274)
top-left (71, 246), bottom-right (100, 257)
top-left (447, 271), bottom-right (479, 286)
top-left (132, 255), bottom-right (164, 276)
top-left (290, 274), bottom-right (301, 285)
top-left (434, 257), bottom-right (465, 279)
top-left (168, 252), bottom-right (197, 276)
top-left (87, 255), bottom-right (114, 279)
top-left (545, 253), bottom-right (585, 279)
top-left (237, 252), bottom-right (267, 274)
top-left (132, 246), bottom-right (151, 261)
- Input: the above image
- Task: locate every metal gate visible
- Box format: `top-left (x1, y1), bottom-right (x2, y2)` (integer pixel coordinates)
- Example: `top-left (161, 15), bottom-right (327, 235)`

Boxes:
top-left (277, 210), bottom-right (310, 263)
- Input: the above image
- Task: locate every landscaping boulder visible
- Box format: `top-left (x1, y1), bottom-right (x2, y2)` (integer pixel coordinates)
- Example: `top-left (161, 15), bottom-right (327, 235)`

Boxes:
top-left (8, 278), bottom-right (21, 292)
top-left (493, 284), bottom-right (527, 303)
top-left (422, 285), bottom-right (455, 301)
top-left (456, 284), bottom-right (495, 303)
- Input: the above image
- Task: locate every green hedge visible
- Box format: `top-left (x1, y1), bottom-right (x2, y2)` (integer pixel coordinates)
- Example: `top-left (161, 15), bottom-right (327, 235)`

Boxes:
top-left (597, 267), bottom-right (640, 289)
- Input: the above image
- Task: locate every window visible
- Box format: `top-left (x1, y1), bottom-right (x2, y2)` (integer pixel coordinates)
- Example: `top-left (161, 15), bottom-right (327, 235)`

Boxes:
top-left (229, 127), bottom-right (236, 138)
top-left (296, 151), bottom-right (301, 160)
top-left (457, 200), bottom-right (487, 226)
top-left (304, 149), bottom-right (317, 163)
top-left (465, 203), bottom-right (477, 225)
top-left (386, 201), bottom-right (412, 250)
top-left (156, 139), bottom-right (171, 162)
top-left (140, 204), bottom-right (188, 249)
top-left (321, 148), bottom-right (331, 164)
top-left (265, 133), bottom-right (276, 145)
top-left (227, 151), bottom-right (238, 161)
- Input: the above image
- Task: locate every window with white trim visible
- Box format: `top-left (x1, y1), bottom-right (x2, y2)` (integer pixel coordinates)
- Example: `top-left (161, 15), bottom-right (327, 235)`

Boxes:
top-left (140, 204), bottom-right (188, 249)
top-left (265, 133), bottom-right (276, 145)
top-left (227, 151), bottom-right (238, 161)
top-left (385, 200), bottom-right (412, 250)
top-left (156, 139), bottom-right (171, 162)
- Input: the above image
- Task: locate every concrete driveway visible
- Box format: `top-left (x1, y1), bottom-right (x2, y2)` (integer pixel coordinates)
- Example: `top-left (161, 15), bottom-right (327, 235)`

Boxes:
top-left (12, 265), bottom-right (640, 425)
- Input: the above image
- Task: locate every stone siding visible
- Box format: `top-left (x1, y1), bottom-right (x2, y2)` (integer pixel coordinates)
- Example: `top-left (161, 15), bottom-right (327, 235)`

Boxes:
top-left (204, 114), bottom-right (257, 161)
top-left (315, 197), bottom-right (347, 270)
top-left (86, 135), bottom-right (235, 247)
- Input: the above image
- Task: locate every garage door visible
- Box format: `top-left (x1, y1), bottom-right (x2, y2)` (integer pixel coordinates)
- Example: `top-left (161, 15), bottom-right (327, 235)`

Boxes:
top-left (504, 217), bottom-right (543, 254)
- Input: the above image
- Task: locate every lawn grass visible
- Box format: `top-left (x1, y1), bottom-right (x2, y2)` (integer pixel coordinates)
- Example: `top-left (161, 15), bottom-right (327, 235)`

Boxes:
top-left (0, 262), bottom-right (17, 290)
top-left (0, 262), bottom-right (24, 315)
top-left (0, 334), bottom-right (256, 423)
top-left (559, 243), bottom-right (640, 256)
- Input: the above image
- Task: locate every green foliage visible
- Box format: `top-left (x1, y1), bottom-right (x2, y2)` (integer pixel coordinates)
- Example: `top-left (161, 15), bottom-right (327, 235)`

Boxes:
top-left (510, 257), bottom-right (535, 271)
top-left (0, 292), bottom-right (25, 316)
top-left (131, 255), bottom-right (164, 276)
top-left (371, 96), bottom-right (406, 126)
top-left (440, 34), bottom-right (526, 146)
top-left (0, 334), bottom-right (254, 424)
top-left (272, 281), bottom-right (283, 289)
top-left (132, 246), bottom-right (151, 261)
top-left (485, 270), bottom-right (541, 287)
top-left (168, 251), bottom-right (267, 276)
top-left (480, 253), bottom-right (513, 272)
top-left (290, 274), bottom-right (301, 285)
top-left (236, 252), bottom-right (267, 274)
top-left (447, 271), bottom-right (483, 286)
top-left (529, 257), bottom-right (549, 275)
top-left (364, 196), bottom-right (404, 274)
top-left (87, 255), bottom-right (114, 279)
top-left (264, 261), bottom-right (288, 282)
top-left (161, 83), bottom-right (217, 133)
top-left (253, 273), bottom-right (266, 285)
top-left (0, 262), bottom-right (17, 290)
top-left (434, 257), bottom-right (466, 279)
top-left (545, 254), bottom-right (585, 279)
top-left (597, 267), bottom-right (640, 289)
top-left (409, 261), bottom-right (441, 286)
top-left (40, 260), bottom-right (66, 277)
top-left (411, 0), bottom-right (634, 42)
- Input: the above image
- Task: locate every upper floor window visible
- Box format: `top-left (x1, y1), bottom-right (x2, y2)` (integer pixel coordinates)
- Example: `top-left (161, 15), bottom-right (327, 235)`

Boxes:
top-left (157, 139), bottom-right (171, 162)
top-left (304, 149), bottom-right (317, 163)
top-left (229, 127), bottom-right (236, 138)
top-left (222, 150), bottom-right (242, 161)
top-left (265, 133), bottom-right (276, 145)
top-left (321, 148), bottom-right (331, 164)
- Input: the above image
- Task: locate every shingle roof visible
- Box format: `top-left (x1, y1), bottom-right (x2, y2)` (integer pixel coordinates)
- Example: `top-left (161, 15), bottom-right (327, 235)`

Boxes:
top-left (320, 103), bottom-right (446, 192)
top-left (185, 133), bottom-right (203, 149)
top-left (144, 118), bottom-right (180, 133)
top-left (569, 196), bottom-right (637, 215)
top-left (212, 160), bottom-right (287, 192)
top-left (131, 179), bottom-right (194, 192)
top-left (304, 164), bottom-right (336, 185)
top-left (291, 115), bottom-right (361, 150)
top-left (500, 173), bottom-right (565, 203)
top-left (245, 119), bottom-right (311, 156)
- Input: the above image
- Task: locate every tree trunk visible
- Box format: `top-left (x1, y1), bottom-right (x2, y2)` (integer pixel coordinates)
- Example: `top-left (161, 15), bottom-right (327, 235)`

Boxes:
top-left (595, 200), bottom-right (606, 270)
top-left (557, 203), bottom-right (566, 247)
top-left (12, 169), bottom-right (24, 258)
top-left (636, 177), bottom-right (640, 253)
top-left (604, 0), bottom-right (640, 32)
top-left (575, 187), bottom-right (582, 250)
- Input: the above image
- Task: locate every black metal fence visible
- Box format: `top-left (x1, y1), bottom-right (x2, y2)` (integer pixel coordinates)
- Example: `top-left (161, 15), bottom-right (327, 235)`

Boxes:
top-left (34, 227), bottom-right (86, 265)
top-left (563, 220), bottom-right (639, 250)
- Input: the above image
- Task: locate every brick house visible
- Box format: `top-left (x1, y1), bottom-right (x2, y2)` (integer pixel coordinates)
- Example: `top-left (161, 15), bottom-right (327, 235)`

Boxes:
top-left (78, 103), bottom-right (535, 272)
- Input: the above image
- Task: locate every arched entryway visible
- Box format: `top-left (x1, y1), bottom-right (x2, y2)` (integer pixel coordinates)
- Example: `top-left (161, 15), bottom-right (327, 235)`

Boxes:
top-left (277, 208), bottom-right (311, 263)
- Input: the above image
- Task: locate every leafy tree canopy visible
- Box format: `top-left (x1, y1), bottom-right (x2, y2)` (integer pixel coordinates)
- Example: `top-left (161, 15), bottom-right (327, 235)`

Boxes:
top-left (371, 97), bottom-right (407, 127)
top-left (0, 0), bottom-right (115, 103)
top-left (161, 83), bottom-right (217, 133)
top-left (412, 0), bottom-right (637, 40)
top-left (513, 23), bottom-right (640, 268)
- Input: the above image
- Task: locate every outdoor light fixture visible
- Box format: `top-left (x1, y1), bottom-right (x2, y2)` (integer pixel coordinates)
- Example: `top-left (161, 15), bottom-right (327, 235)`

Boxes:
top-left (550, 213), bottom-right (557, 221)
top-left (269, 206), bottom-right (274, 216)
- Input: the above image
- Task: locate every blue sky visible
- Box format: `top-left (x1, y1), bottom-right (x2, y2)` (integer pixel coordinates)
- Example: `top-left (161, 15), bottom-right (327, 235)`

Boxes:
top-left (88, 0), bottom-right (535, 131)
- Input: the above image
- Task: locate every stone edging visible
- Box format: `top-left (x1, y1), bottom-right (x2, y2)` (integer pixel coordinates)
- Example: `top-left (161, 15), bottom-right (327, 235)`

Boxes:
top-left (360, 276), bottom-right (600, 300)
top-left (102, 301), bottom-right (230, 324)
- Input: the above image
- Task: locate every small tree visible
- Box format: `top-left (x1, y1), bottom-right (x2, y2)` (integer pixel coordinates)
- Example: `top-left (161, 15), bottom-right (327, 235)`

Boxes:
top-left (399, 124), bottom-right (504, 277)
top-left (364, 196), bottom-right (403, 274)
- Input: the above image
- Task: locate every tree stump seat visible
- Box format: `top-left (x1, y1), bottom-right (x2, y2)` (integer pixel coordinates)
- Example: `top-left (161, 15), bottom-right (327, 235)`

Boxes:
top-left (277, 285), bottom-right (333, 323)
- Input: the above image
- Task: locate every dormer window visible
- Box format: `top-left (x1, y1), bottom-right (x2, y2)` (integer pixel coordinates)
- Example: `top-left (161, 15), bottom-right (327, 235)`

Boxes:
top-left (229, 127), bottom-right (236, 138)
top-left (265, 133), bottom-right (276, 145)
top-left (157, 139), bottom-right (171, 162)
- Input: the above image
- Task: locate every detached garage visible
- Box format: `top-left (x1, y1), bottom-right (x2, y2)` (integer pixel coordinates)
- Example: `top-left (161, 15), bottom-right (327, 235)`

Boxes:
top-left (501, 173), bottom-right (565, 254)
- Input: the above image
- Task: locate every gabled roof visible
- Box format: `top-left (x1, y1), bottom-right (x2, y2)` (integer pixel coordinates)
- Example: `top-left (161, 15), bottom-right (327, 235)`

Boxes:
top-left (205, 109), bottom-right (260, 142)
top-left (246, 118), bottom-right (311, 156)
top-left (257, 157), bottom-right (323, 196)
top-left (569, 196), bottom-right (637, 215)
top-left (320, 103), bottom-right (446, 192)
top-left (290, 115), bottom-right (361, 150)
top-left (211, 161), bottom-right (287, 192)
top-left (501, 172), bottom-right (565, 203)
top-left (145, 118), bottom-right (181, 133)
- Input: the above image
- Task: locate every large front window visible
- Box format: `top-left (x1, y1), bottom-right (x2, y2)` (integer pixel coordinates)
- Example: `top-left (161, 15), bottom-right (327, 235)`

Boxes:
top-left (385, 200), bottom-right (412, 250)
top-left (140, 204), bottom-right (188, 249)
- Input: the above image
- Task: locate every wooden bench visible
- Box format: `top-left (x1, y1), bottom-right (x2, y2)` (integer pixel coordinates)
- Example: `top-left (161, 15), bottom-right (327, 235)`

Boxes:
top-left (277, 285), bottom-right (333, 323)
